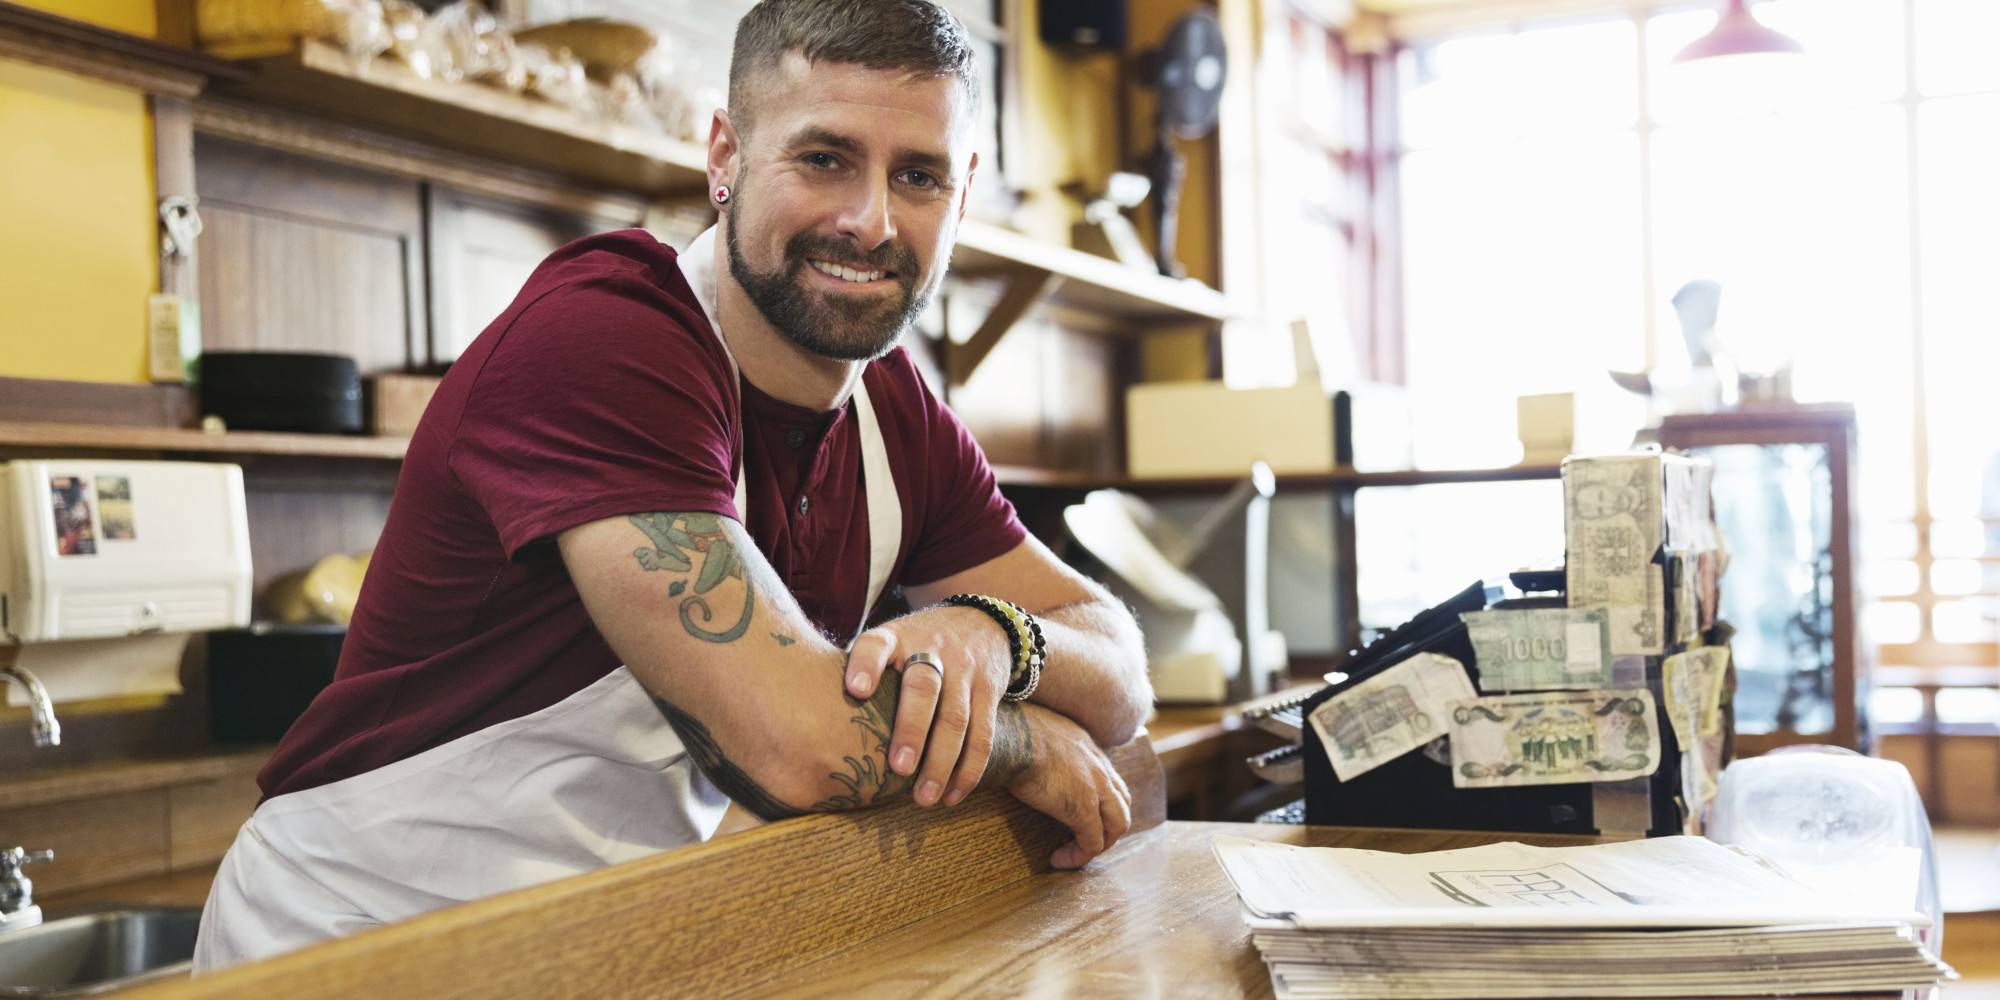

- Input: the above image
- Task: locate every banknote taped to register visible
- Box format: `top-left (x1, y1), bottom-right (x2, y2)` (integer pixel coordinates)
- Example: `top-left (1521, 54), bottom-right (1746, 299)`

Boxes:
top-left (1446, 689), bottom-right (1661, 789)
top-left (1308, 652), bottom-right (1477, 782)
top-left (1460, 608), bottom-right (1612, 691)
top-left (1564, 455), bottom-right (1665, 657)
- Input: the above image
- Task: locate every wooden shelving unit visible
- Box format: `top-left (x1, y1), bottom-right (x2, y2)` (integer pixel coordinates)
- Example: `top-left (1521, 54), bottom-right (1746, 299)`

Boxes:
top-left (0, 421), bottom-right (409, 460)
top-left (208, 38), bottom-right (1234, 385)
top-left (214, 38), bottom-right (711, 198)
top-left (993, 463), bottom-right (1563, 492)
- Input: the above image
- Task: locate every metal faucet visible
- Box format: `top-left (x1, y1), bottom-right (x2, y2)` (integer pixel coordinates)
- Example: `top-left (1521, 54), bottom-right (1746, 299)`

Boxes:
top-left (0, 847), bottom-right (52, 933)
top-left (0, 665), bottom-right (60, 747)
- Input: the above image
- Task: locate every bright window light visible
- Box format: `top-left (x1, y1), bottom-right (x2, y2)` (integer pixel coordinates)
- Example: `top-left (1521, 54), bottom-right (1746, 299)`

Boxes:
top-left (1869, 686), bottom-right (1925, 726)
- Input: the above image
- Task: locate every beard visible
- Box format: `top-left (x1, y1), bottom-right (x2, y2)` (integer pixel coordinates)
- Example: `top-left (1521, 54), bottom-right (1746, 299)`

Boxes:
top-left (724, 195), bottom-right (933, 362)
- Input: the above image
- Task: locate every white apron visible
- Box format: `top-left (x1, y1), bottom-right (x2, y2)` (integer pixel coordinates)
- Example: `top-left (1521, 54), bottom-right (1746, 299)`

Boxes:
top-left (195, 227), bottom-right (903, 971)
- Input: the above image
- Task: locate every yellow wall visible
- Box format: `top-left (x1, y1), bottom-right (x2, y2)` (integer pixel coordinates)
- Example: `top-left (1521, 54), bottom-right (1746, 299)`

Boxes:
top-left (0, 57), bottom-right (158, 384)
top-left (20, 0), bottom-right (156, 37)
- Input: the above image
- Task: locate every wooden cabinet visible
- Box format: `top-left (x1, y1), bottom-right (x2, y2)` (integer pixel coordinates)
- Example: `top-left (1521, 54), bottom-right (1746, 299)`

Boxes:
top-left (195, 136), bottom-right (428, 374)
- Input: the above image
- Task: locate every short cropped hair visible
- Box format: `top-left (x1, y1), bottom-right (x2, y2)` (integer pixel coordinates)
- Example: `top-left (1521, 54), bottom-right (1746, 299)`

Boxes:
top-left (729, 0), bottom-right (978, 137)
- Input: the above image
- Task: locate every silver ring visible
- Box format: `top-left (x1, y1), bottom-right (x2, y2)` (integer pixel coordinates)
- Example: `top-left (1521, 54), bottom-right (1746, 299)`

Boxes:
top-left (903, 651), bottom-right (945, 679)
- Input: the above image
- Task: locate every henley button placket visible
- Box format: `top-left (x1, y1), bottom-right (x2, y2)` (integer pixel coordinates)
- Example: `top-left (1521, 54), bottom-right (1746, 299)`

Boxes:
top-left (785, 429), bottom-right (807, 448)
top-left (797, 495), bottom-right (811, 516)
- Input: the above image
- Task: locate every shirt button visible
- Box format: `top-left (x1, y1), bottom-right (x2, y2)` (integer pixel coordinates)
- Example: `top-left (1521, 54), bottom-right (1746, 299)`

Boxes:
top-left (785, 429), bottom-right (807, 448)
top-left (797, 496), bottom-right (811, 515)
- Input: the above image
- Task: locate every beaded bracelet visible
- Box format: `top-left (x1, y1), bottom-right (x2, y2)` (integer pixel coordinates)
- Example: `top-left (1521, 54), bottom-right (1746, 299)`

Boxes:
top-left (941, 594), bottom-right (1044, 702)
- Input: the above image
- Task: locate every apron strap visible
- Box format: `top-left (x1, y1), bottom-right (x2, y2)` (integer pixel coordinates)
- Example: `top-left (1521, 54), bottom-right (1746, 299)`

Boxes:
top-left (676, 226), bottom-right (901, 633)
top-left (853, 376), bottom-right (901, 627)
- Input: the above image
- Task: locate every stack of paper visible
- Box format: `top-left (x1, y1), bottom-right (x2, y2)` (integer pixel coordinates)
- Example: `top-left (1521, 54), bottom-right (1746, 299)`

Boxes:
top-left (1215, 835), bottom-right (1955, 999)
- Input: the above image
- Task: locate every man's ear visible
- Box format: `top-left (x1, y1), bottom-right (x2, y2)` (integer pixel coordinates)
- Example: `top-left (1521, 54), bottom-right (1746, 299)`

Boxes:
top-left (958, 151), bottom-right (979, 223)
top-left (707, 108), bottom-right (740, 198)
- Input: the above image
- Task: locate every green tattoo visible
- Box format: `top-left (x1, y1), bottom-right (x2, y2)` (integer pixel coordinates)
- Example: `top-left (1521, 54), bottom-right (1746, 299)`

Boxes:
top-left (630, 513), bottom-right (1037, 818)
top-left (628, 512), bottom-right (755, 643)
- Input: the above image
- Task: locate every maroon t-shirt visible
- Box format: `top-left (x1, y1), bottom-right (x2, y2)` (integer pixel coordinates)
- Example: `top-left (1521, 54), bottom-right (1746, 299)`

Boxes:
top-left (259, 230), bottom-right (1027, 801)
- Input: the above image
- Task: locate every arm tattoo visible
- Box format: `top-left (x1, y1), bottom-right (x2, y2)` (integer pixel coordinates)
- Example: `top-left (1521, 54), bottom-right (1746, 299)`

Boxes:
top-left (627, 513), bottom-right (1036, 819)
top-left (649, 693), bottom-right (806, 821)
top-left (647, 659), bottom-right (1037, 821)
top-left (628, 512), bottom-right (754, 643)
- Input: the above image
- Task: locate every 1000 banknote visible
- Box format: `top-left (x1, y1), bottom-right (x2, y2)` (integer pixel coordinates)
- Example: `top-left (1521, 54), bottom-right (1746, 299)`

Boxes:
top-left (1446, 689), bottom-right (1660, 789)
top-left (1460, 608), bottom-right (1612, 691)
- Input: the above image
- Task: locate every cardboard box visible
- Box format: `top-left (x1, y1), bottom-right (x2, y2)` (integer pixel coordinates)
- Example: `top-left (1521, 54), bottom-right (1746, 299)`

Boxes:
top-left (1126, 381), bottom-right (1334, 480)
top-left (365, 374), bottom-right (443, 438)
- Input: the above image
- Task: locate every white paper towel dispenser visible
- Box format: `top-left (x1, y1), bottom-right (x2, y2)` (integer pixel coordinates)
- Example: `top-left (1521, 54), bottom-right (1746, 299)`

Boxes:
top-left (1, 459), bottom-right (252, 645)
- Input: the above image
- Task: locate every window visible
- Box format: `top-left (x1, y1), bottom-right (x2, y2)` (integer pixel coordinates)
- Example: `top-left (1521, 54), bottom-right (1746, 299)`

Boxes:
top-left (1394, 0), bottom-right (2000, 728)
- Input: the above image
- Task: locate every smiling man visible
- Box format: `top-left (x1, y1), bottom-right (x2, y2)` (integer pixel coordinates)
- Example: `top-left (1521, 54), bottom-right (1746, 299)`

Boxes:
top-left (193, 0), bottom-right (1151, 972)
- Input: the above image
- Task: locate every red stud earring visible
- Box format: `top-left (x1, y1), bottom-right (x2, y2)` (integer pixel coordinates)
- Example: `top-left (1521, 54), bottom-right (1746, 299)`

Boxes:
top-left (713, 184), bottom-right (731, 206)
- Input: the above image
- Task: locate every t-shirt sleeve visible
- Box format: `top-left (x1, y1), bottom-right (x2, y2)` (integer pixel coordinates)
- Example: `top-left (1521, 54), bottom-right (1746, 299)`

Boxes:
top-left (896, 361), bottom-right (1029, 586)
top-left (447, 269), bottom-right (740, 560)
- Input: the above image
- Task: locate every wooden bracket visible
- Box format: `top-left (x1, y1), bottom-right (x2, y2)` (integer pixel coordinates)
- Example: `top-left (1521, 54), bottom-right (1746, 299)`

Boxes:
top-left (947, 269), bottom-right (1061, 385)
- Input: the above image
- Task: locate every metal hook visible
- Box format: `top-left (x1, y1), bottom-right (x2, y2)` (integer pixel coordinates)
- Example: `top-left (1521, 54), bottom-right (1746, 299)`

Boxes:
top-left (160, 195), bottom-right (203, 259)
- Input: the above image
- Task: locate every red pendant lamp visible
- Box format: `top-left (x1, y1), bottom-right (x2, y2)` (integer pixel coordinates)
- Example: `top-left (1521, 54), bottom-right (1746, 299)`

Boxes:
top-left (1673, 0), bottom-right (1806, 63)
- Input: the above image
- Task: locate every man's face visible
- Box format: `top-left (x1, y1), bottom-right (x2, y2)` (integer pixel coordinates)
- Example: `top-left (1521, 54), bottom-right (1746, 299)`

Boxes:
top-left (723, 54), bottom-right (975, 362)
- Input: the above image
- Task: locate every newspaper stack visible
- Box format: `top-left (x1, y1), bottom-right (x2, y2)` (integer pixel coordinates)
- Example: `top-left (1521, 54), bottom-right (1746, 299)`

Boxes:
top-left (1215, 835), bottom-right (1955, 999)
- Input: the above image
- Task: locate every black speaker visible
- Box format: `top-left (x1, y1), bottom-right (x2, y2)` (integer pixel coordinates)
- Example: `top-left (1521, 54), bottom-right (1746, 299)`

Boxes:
top-left (1040, 0), bottom-right (1125, 50)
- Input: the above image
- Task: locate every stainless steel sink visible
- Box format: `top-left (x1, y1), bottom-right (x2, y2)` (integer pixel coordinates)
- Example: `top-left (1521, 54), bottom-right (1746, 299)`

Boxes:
top-left (0, 908), bottom-right (202, 997)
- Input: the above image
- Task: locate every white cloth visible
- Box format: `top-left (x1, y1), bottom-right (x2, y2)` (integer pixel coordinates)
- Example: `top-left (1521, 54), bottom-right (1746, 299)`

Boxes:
top-left (195, 227), bottom-right (905, 971)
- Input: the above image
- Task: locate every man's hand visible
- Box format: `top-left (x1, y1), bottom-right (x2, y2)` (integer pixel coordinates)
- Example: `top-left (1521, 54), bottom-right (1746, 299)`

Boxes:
top-left (843, 605), bottom-right (1012, 808)
top-left (1008, 703), bottom-right (1132, 869)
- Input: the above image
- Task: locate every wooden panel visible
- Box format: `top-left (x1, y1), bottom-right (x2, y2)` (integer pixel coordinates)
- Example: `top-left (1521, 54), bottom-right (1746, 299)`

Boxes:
top-left (0, 376), bottom-right (194, 428)
top-left (244, 490), bottom-right (394, 593)
top-left (1938, 735), bottom-right (2000, 826)
top-left (426, 186), bottom-right (625, 363)
top-left (0, 789), bottom-right (170, 896)
top-left (195, 135), bottom-right (425, 374)
top-left (198, 205), bottom-right (416, 373)
top-left (0, 748), bottom-right (268, 811)
top-left (123, 737), bottom-right (1163, 1000)
top-left (168, 771), bottom-right (262, 868)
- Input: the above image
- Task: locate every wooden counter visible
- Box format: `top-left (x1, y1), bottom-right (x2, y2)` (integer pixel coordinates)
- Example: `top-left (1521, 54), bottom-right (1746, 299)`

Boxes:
top-left (112, 732), bottom-right (1901, 1000)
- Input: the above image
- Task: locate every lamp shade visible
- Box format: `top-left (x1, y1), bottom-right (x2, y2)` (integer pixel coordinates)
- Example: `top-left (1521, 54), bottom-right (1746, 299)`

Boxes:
top-left (1673, 0), bottom-right (1805, 63)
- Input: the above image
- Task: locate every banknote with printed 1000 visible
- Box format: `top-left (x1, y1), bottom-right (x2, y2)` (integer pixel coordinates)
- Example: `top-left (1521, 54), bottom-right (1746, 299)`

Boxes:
top-left (1460, 608), bottom-right (1612, 691)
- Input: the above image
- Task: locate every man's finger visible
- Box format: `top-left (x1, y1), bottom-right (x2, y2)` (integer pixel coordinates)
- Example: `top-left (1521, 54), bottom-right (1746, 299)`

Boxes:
top-left (1100, 771), bottom-right (1132, 848)
top-left (844, 628), bottom-right (897, 697)
top-left (889, 653), bottom-right (944, 778)
top-left (943, 714), bottom-right (994, 807)
top-left (914, 676), bottom-right (973, 806)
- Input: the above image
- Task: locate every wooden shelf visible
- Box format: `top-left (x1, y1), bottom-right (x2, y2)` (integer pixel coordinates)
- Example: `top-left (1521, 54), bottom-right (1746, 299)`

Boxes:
top-left (207, 41), bottom-right (1234, 342)
top-left (213, 38), bottom-right (711, 198)
top-left (995, 463), bottom-right (1564, 492)
top-left (0, 421), bottom-right (409, 460)
top-left (950, 219), bottom-right (1235, 325)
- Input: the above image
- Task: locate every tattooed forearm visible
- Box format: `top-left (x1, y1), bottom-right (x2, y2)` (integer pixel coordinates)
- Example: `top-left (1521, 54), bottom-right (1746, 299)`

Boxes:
top-left (628, 512), bottom-right (755, 643)
top-left (814, 661), bottom-right (914, 810)
top-left (652, 658), bottom-right (1038, 820)
top-left (649, 693), bottom-right (806, 822)
top-left (985, 701), bottom-right (1036, 785)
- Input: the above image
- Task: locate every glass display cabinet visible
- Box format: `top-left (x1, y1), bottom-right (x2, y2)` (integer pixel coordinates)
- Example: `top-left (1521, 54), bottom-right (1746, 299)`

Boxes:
top-left (1659, 404), bottom-right (1865, 755)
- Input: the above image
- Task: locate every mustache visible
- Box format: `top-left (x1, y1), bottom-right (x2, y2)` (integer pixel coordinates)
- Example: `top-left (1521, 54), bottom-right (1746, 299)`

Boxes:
top-left (784, 231), bottom-right (920, 278)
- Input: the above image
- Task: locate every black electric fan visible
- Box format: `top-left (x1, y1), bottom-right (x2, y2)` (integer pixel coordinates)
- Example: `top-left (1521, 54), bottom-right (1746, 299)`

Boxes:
top-left (1137, 7), bottom-right (1227, 279)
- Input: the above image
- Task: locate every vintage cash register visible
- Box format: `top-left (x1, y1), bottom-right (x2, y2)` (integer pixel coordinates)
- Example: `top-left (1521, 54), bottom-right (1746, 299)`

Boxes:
top-left (1291, 452), bottom-right (1729, 838)
top-left (1, 460), bottom-right (253, 709)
